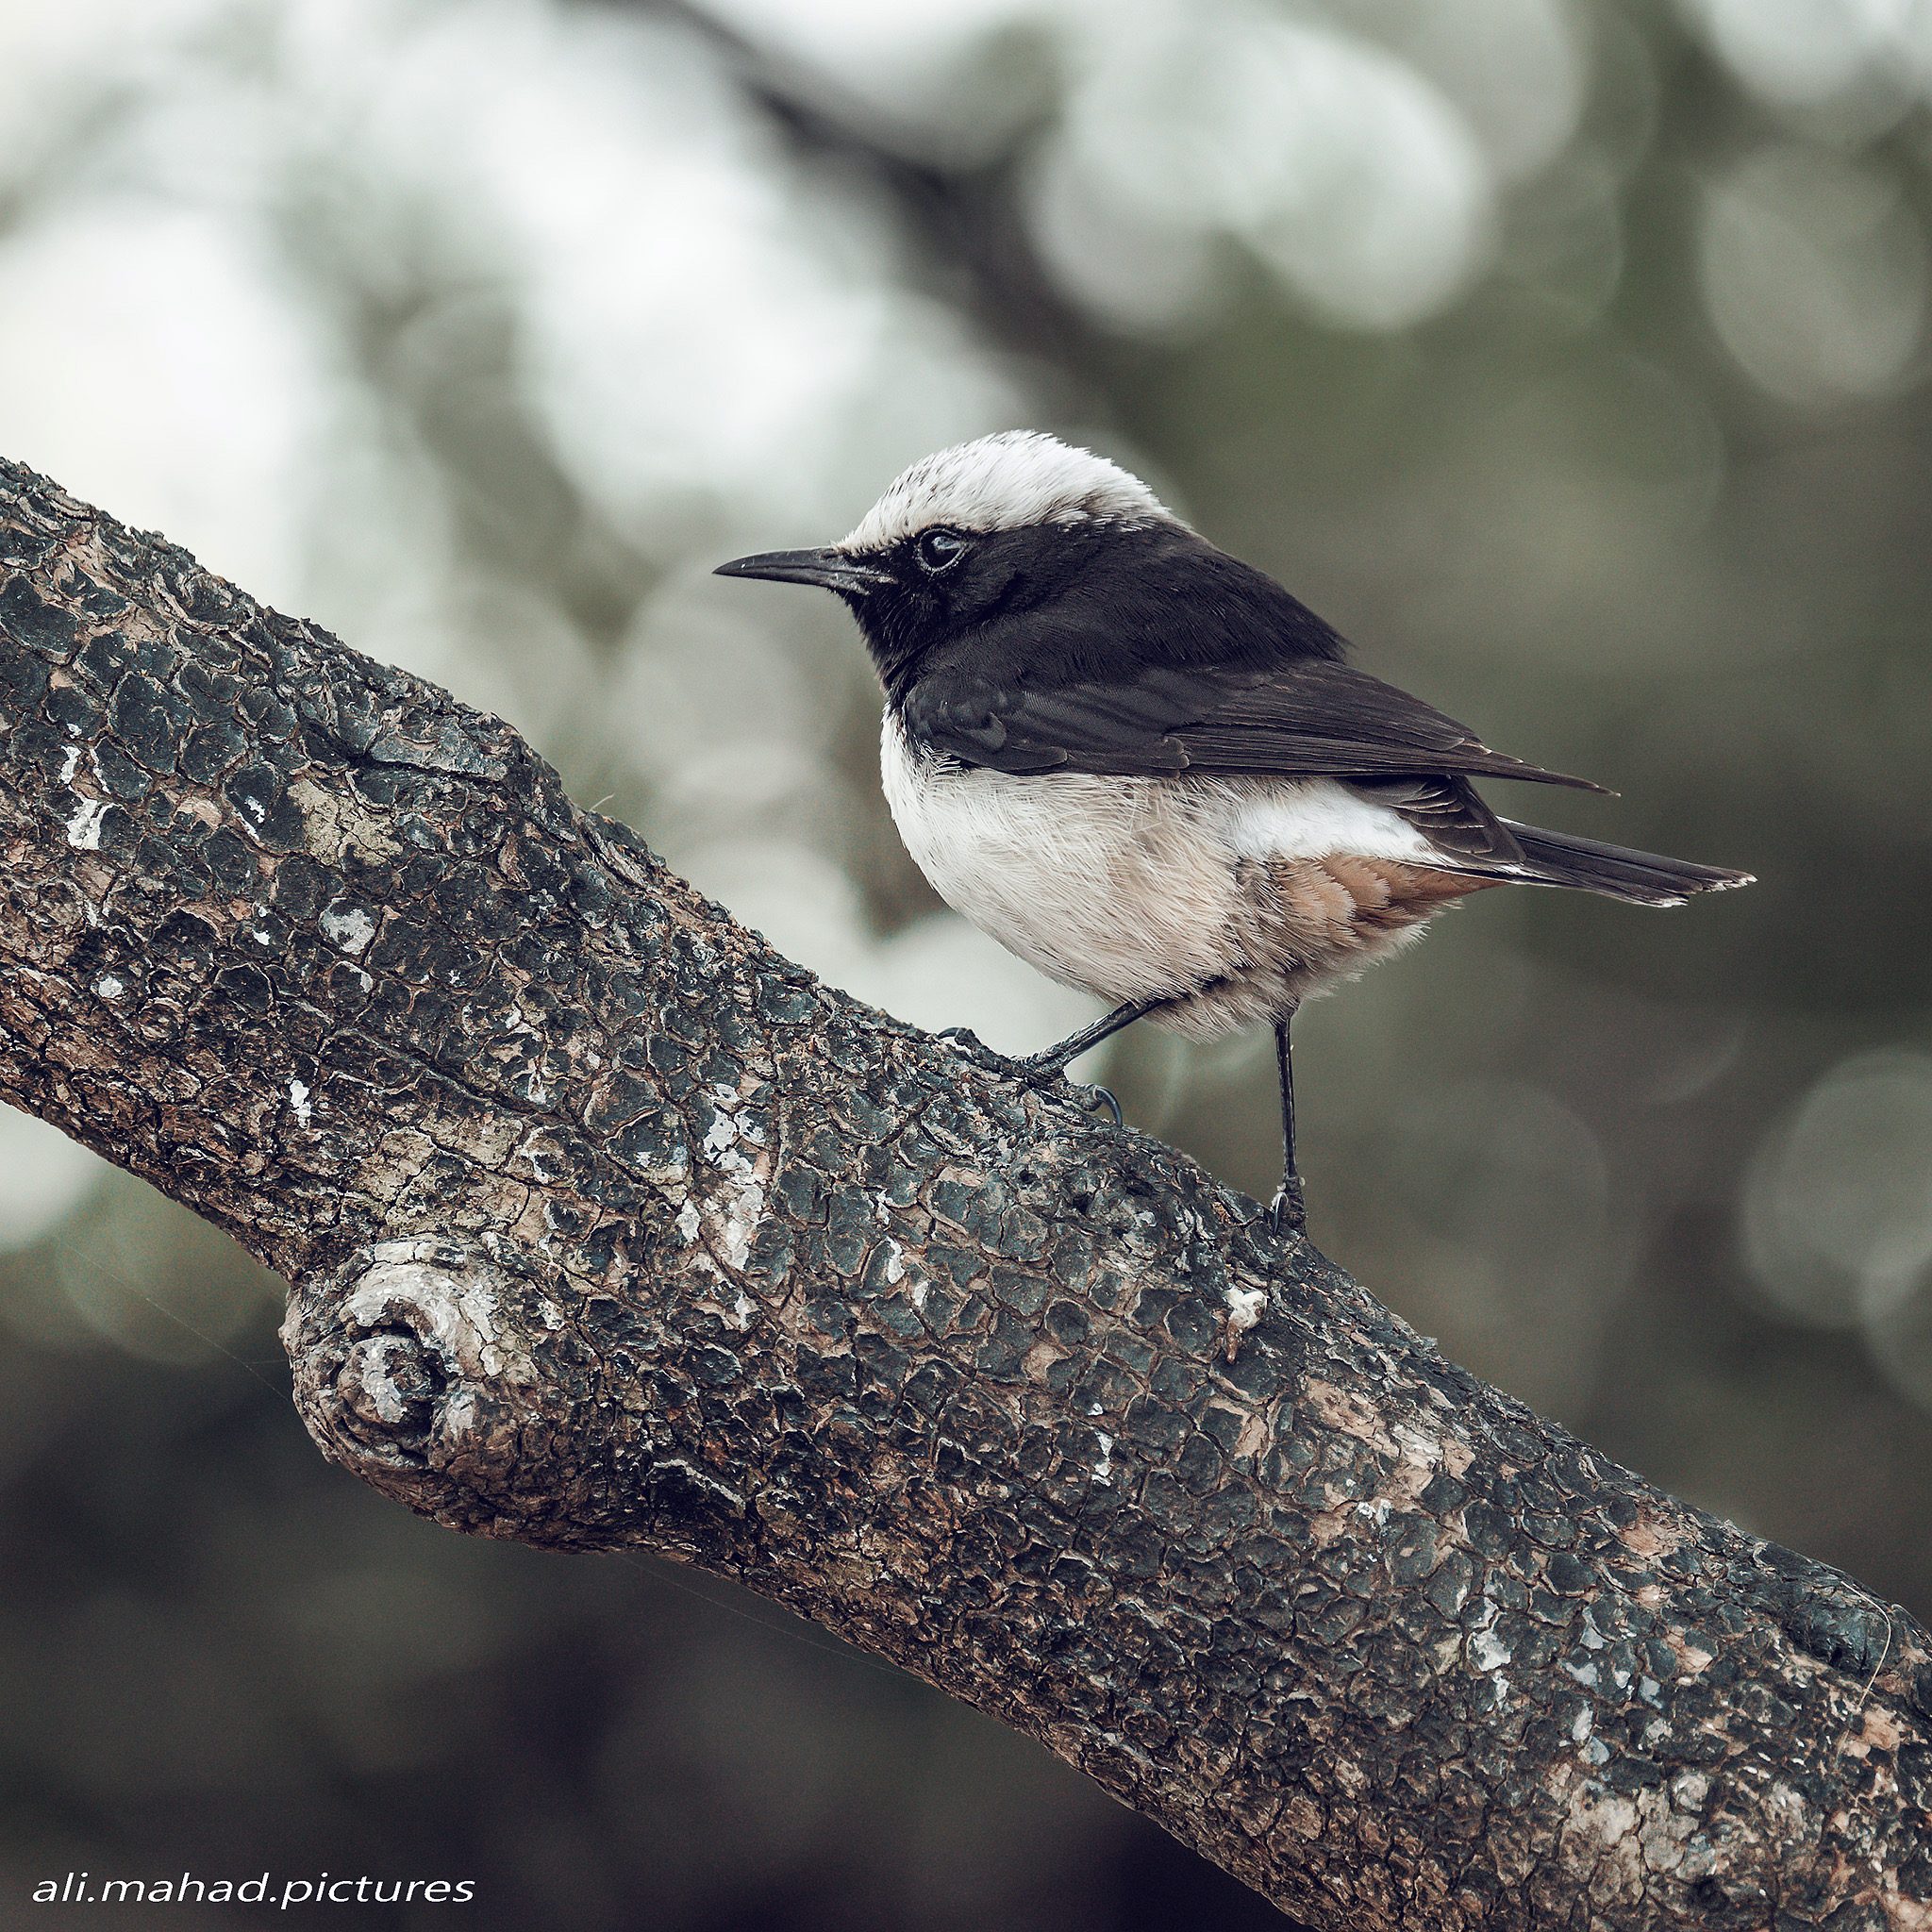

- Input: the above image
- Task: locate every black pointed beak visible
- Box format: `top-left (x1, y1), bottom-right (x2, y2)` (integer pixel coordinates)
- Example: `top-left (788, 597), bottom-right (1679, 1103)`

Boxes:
top-left (713, 547), bottom-right (893, 595)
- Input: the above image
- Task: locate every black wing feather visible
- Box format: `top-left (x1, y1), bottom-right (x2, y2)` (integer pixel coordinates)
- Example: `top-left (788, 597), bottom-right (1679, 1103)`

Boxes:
top-left (903, 658), bottom-right (1607, 795)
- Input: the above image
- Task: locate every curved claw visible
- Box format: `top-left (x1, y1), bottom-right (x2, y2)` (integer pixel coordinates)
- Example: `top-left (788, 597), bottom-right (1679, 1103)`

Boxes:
top-left (1068, 1081), bottom-right (1124, 1128)
top-left (1009, 1056), bottom-right (1124, 1128)
top-left (1267, 1180), bottom-right (1307, 1238)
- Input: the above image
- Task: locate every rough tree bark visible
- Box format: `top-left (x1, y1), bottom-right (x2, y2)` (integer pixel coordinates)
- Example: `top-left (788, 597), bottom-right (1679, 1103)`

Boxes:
top-left (0, 454), bottom-right (1926, 1930)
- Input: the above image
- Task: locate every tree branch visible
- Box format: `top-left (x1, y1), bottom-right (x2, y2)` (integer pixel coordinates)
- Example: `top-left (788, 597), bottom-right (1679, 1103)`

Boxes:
top-left (1, 455), bottom-right (1926, 1930)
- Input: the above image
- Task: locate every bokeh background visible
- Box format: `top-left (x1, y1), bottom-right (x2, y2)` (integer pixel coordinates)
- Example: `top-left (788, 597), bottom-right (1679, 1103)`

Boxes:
top-left (2, 0), bottom-right (1930, 1924)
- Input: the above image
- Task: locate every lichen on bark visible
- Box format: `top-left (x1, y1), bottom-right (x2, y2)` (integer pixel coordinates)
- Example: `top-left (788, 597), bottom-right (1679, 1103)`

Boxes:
top-left (1, 455), bottom-right (1928, 1930)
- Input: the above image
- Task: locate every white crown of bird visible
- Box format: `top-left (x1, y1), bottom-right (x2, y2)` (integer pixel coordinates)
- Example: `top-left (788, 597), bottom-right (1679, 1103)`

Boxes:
top-left (840, 431), bottom-right (1178, 552)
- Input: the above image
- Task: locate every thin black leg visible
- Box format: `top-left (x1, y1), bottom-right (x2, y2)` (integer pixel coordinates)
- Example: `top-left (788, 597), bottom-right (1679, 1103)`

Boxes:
top-left (1269, 1007), bottom-right (1307, 1235)
top-left (1021, 998), bottom-right (1163, 1078)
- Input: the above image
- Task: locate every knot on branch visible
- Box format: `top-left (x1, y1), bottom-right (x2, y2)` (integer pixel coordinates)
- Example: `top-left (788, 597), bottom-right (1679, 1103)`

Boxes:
top-left (336, 1328), bottom-right (449, 1451)
top-left (282, 1237), bottom-right (583, 1539)
top-left (282, 1237), bottom-right (754, 1557)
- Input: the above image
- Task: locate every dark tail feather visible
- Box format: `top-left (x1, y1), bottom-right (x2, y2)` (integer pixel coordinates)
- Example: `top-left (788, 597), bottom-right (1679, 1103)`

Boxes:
top-left (1495, 822), bottom-right (1755, 906)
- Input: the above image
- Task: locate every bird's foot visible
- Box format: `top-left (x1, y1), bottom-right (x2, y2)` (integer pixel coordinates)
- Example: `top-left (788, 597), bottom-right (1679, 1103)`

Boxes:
top-left (1013, 1053), bottom-right (1124, 1127)
top-left (934, 1027), bottom-right (1123, 1124)
top-left (1267, 1177), bottom-right (1307, 1238)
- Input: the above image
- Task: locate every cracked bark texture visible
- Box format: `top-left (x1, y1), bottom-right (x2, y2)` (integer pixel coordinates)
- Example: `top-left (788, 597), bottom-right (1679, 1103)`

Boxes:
top-left (0, 455), bottom-right (1927, 1932)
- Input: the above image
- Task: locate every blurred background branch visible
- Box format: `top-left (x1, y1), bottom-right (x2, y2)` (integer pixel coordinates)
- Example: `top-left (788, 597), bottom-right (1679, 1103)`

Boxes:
top-left (0, 1), bottom-right (1928, 1924)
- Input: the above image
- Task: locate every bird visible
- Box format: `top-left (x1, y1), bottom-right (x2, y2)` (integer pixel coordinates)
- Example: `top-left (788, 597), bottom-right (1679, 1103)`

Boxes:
top-left (715, 430), bottom-right (1751, 1235)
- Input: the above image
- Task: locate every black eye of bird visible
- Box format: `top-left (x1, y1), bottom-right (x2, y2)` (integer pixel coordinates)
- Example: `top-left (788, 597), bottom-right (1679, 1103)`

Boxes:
top-left (915, 526), bottom-right (969, 575)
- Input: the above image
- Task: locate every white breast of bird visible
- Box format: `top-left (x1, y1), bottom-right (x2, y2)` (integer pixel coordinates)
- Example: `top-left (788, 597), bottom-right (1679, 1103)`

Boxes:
top-left (880, 713), bottom-right (1453, 1039)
